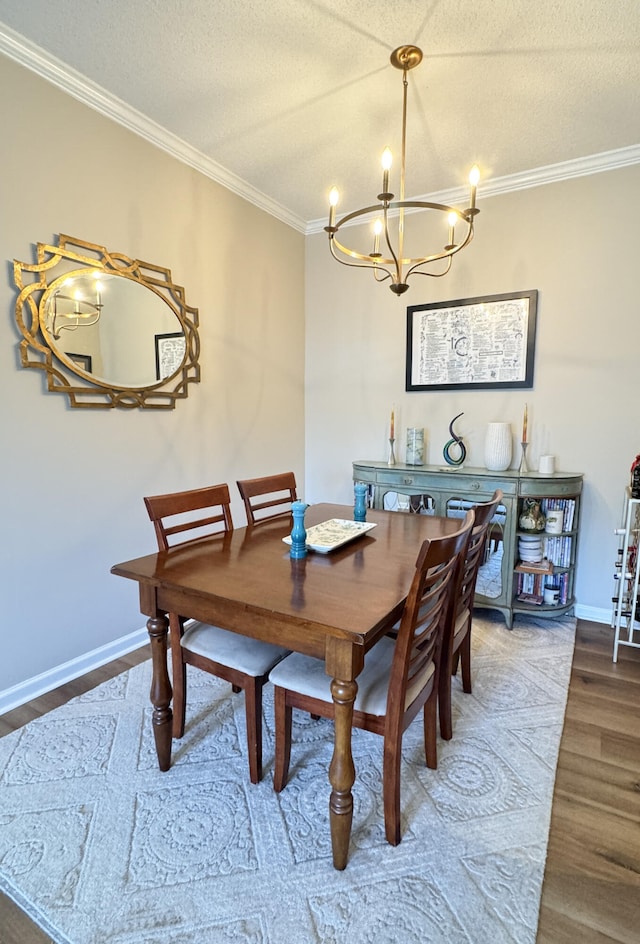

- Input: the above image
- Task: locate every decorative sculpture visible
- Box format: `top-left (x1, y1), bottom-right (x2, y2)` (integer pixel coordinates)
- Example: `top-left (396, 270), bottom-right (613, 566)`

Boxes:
top-left (443, 412), bottom-right (467, 466)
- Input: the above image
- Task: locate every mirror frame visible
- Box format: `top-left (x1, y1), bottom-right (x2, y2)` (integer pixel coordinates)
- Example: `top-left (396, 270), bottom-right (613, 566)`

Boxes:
top-left (13, 234), bottom-right (201, 409)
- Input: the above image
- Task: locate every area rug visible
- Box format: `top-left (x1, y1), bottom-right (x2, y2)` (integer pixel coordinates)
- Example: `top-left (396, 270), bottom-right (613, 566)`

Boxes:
top-left (0, 612), bottom-right (576, 944)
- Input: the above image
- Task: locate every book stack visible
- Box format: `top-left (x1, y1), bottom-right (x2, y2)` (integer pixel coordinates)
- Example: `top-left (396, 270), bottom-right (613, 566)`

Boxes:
top-left (543, 535), bottom-right (573, 567)
top-left (540, 498), bottom-right (576, 531)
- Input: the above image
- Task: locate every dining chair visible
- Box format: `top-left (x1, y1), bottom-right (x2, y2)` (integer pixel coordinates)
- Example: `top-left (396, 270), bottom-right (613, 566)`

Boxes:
top-left (268, 510), bottom-right (474, 846)
top-left (237, 472), bottom-right (298, 525)
top-left (143, 483), bottom-right (290, 783)
top-left (438, 489), bottom-right (504, 741)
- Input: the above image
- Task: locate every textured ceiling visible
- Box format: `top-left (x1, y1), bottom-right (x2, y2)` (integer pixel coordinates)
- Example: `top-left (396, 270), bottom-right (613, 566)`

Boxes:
top-left (0, 1), bottom-right (639, 231)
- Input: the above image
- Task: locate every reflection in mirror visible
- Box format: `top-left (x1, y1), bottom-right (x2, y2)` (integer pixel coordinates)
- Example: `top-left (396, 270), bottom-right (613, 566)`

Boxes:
top-left (382, 491), bottom-right (435, 514)
top-left (13, 234), bottom-right (200, 409)
top-left (446, 497), bottom-right (506, 599)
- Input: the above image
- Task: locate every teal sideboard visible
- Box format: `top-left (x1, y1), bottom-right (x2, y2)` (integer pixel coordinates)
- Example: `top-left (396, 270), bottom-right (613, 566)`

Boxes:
top-left (353, 460), bottom-right (583, 628)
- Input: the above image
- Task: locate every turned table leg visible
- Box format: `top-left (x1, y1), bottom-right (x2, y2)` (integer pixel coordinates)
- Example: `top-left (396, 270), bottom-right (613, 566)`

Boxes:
top-left (328, 677), bottom-right (357, 870)
top-left (147, 613), bottom-right (173, 771)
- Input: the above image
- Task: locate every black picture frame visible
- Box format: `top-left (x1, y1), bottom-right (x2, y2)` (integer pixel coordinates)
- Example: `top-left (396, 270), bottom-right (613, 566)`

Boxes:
top-left (155, 332), bottom-right (186, 381)
top-left (67, 352), bottom-right (92, 373)
top-left (406, 290), bottom-right (538, 392)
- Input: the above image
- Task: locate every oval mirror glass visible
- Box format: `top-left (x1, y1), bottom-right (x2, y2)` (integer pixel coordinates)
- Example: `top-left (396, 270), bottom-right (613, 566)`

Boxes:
top-left (42, 271), bottom-right (185, 388)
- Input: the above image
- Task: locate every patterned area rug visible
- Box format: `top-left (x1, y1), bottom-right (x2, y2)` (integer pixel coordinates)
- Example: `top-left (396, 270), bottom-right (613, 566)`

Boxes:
top-left (0, 612), bottom-right (576, 944)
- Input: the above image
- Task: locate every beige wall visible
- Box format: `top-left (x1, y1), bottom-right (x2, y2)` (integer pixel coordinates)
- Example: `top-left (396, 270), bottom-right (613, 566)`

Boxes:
top-left (305, 164), bottom-right (640, 621)
top-left (0, 56), bottom-right (305, 696)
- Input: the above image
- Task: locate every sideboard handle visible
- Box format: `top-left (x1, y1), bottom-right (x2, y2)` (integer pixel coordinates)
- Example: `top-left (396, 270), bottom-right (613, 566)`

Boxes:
top-left (402, 477), bottom-right (414, 485)
top-left (471, 482), bottom-right (480, 490)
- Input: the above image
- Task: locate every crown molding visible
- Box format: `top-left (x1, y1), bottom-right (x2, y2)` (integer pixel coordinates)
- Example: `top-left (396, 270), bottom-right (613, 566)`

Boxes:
top-left (2, 24), bottom-right (638, 239)
top-left (0, 25), bottom-right (308, 234)
top-left (305, 144), bottom-right (640, 234)
top-left (305, 144), bottom-right (640, 236)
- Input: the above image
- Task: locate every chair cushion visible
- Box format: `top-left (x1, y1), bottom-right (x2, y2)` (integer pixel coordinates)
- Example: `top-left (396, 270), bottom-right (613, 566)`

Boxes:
top-left (182, 622), bottom-right (290, 677)
top-left (269, 637), bottom-right (433, 717)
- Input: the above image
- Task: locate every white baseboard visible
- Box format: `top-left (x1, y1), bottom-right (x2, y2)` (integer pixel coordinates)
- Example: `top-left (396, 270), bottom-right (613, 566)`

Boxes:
top-left (0, 627), bottom-right (148, 717)
top-left (574, 603), bottom-right (611, 625)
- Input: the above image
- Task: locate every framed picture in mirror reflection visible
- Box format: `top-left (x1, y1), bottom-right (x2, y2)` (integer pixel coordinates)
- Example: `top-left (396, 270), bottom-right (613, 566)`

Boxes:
top-left (155, 332), bottom-right (186, 381)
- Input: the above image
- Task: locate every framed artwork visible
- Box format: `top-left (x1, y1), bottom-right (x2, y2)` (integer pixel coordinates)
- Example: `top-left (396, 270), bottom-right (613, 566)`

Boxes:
top-left (155, 332), bottom-right (186, 381)
top-left (406, 290), bottom-right (538, 392)
top-left (67, 352), bottom-right (92, 373)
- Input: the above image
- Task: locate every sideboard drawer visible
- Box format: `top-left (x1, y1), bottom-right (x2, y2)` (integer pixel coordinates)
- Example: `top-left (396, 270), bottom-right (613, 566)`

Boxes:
top-left (519, 476), bottom-right (583, 497)
top-left (374, 468), bottom-right (517, 496)
top-left (376, 471), bottom-right (424, 488)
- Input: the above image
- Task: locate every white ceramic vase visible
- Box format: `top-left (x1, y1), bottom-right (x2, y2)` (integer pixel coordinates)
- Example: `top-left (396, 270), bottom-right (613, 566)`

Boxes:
top-left (484, 422), bottom-right (512, 471)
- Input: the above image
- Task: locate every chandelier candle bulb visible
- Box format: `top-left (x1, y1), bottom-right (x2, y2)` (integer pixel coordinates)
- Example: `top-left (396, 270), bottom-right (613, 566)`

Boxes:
top-left (381, 148), bottom-right (392, 196)
top-left (328, 187), bottom-right (339, 228)
top-left (469, 165), bottom-right (480, 210)
top-left (373, 219), bottom-right (382, 255)
top-left (447, 212), bottom-right (456, 248)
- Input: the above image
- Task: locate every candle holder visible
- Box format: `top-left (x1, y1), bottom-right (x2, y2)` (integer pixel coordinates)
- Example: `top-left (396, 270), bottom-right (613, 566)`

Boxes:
top-left (388, 437), bottom-right (396, 466)
top-left (519, 441), bottom-right (529, 474)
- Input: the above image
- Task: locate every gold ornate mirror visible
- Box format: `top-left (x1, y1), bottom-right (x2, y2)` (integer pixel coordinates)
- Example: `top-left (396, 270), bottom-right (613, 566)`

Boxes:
top-left (13, 234), bottom-right (200, 409)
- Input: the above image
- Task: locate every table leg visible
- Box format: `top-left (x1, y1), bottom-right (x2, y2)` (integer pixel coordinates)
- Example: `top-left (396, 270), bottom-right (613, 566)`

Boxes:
top-left (147, 613), bottom-right (173, 771)
top-left (328, 677), bottom-right (357, 870)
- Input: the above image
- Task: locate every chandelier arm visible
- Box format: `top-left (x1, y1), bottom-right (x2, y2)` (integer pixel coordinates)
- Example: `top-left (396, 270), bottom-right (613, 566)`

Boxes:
top-left (399, 223), bottom-right (475, 274)
top-left (329, 236), bottom-right (394, 281)
top-left (56, 322), bottom-right (80, 334)
top-left (381, 206), bottom-right (403, 286)
top-left (51, 311), bottom-right (100, 339)
top-left (332, 202), bottom-right (395, 230)
top-left (386, 199), bottom-right (477, 221)
top-left (405, 256), bottom-right (454, 280)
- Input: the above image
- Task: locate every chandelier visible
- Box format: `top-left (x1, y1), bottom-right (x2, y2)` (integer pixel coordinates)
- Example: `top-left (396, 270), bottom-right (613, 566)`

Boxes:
top-left (48, 273), bottom-right (103, 340)
top-left (325, 45), bottom-right (480, 296)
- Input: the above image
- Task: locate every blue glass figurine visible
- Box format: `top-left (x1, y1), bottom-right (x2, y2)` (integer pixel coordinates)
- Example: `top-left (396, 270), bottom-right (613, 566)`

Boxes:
top-left (354, 482), bottom-right (368, 522)
top-left (290, 500), bottom-right (309, 559)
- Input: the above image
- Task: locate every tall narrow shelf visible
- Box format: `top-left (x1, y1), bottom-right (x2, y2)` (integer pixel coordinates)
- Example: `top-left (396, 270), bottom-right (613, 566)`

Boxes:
top-left (353, 460), bottom-right (583, 628)
top-left (612, 488), bottom-right (640, 662)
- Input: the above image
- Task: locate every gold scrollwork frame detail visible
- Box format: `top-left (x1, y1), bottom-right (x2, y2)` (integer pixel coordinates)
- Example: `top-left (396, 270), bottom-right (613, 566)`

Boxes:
top-left (13, 234), bottom-right (201, 409)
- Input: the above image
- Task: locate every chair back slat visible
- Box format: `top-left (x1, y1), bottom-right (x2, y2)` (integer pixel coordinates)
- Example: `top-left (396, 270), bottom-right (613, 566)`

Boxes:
top-left (456, 489), bottom-right (504, 616)
top-left (386, 510), bottom-right (474, 727)
top-left (237, 472), bottom-right (297, 525)
top-left (144, 483), bottom-right (233, 551)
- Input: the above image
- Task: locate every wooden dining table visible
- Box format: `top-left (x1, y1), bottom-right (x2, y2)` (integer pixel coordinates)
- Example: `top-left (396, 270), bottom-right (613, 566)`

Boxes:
top-left (111, 501), bottom-right (462, 869)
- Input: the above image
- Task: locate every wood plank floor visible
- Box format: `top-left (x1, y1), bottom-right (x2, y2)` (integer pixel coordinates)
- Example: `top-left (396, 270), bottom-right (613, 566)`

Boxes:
top-left (0, 621), bottom-right (638, 943)
top-left (537, 619), bottom-right (640, 943)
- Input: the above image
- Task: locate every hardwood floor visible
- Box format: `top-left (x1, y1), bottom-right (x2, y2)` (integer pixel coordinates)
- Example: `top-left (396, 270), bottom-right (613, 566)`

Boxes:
top-left (537, 619), bottom-right (640, 943)
top-left (0, 621), bottom-right (638, 943)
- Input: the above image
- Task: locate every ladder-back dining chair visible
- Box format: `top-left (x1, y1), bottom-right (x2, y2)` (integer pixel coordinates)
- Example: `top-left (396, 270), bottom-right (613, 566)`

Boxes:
top-left (438, 489), bottom-right (504, 741)
top-left (143, 483), bottom-right (290, 783)
top-left (237, 472), bottom-right (298, 525)
top-left (268, 510), bottom-right (474, 846)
